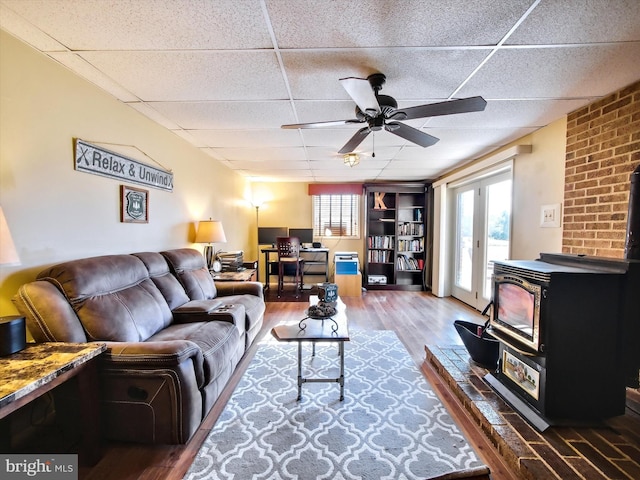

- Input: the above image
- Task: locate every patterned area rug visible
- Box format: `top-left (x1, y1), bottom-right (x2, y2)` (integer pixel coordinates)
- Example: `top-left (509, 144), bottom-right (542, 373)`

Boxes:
top-left (183, 330), bottom-right (484, 480)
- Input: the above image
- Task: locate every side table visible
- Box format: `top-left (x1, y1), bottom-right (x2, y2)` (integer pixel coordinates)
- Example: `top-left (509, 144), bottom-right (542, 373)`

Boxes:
top-left (0, 342), bottom-right (106, 465)
top-left (211, 268), bottom-right (257, 282)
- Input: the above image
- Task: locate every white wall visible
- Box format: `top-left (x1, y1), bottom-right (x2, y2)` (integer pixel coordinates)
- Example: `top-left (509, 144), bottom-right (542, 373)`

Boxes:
top-left (0, 31), bottom-right (252, 315)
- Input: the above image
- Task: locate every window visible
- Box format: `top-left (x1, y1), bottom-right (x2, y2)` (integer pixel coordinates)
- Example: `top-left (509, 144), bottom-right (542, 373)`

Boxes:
top-left (312, 194), bottom-right (360, 238)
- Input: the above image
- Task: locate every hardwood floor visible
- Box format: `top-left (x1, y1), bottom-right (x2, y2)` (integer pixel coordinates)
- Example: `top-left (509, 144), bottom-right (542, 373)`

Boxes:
top-left (78, 291), bottom-right (518, 480)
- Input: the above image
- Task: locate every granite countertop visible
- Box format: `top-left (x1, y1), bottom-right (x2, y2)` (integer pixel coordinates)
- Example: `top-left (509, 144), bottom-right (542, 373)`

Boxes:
top-left (0, 342), bottom-right (106, 410)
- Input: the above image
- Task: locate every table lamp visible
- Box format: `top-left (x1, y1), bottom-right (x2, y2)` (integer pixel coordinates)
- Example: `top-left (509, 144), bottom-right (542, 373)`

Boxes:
top-left (0, 206), bottom-right (26, 356)
top-left (195, 219), bottom-right (227, 270)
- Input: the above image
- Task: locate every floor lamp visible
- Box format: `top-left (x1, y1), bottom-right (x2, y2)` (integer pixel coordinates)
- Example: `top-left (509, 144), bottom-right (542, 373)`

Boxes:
top-left (195, 219), bottom-right (227, 270)
top-left (253, 202), bottom-right (262, 283)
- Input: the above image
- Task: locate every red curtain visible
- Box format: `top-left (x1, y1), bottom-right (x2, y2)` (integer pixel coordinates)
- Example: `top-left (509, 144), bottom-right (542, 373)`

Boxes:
top-left (307, 183), bottom-right (363, 195)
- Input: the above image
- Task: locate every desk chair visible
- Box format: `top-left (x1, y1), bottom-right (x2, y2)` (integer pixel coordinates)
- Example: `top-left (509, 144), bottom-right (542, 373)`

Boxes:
top-left (276, 236), bottom-right (304, 298)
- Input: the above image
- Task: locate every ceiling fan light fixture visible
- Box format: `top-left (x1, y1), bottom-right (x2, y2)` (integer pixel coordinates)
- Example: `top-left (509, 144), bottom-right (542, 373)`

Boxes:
top-left (282, 73), bottom-right (486, 155)
top-left (343, 153), bottom-right (360, 167)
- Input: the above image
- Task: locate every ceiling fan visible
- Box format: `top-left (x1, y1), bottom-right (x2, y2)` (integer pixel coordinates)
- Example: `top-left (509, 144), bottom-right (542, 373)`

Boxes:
top-left (281, 73), bottom-right (487, 154)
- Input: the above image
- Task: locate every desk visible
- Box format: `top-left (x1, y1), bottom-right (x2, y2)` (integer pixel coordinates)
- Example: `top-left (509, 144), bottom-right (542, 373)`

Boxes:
top-left (0, 342), bottom-right (106, 465)
top-left (211, 268), bottom-right (257, 282)
top-left (261, 247), bottom-right (329, 289)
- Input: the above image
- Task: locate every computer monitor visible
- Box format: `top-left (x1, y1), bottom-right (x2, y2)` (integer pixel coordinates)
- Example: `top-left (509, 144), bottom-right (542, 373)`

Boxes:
top-left (258, 227), bottom-right (288, 246)
top-left (288, 228), bottom-right (314, 245)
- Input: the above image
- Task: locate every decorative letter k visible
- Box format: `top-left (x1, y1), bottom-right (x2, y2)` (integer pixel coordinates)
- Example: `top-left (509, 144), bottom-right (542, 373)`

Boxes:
top-left (374, 192), bottom-right (387, 210)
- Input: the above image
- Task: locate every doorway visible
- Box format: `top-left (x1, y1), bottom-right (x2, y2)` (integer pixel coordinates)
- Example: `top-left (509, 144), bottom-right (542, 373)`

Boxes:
top-left (451, 171), bottom-right (512, 310)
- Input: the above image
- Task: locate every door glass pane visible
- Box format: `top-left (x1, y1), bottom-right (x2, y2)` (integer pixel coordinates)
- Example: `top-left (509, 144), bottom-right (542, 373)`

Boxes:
top-left (483, 179), bottom-right (512, 299)
top-left (455, 189), bottom-right (474, 291)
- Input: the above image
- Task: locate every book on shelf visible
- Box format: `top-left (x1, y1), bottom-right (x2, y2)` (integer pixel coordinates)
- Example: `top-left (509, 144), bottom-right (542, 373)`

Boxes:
top-left (397, 222), bottom-right (424, 236)
top-left (396, 254), bottom-right (423, 271)
top-left (368, 249), bottom-right (392, 263)
top-left (397, 238), bottom-right (424, 252)
top-left (368, 235), bottom-right (395, 249)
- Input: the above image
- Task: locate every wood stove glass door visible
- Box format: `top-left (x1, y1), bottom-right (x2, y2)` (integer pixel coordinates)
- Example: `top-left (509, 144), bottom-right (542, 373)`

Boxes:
top-left (452, 171), bottom-right (512, 310)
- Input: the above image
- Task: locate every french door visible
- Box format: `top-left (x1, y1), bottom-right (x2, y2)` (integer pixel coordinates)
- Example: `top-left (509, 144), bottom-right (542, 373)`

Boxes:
top-left (451, 171), bottom-right (512, 310)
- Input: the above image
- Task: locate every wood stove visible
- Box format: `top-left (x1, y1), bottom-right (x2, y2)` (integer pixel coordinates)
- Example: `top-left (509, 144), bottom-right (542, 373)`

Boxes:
top-left (485, 253), bottom-right (640, 431)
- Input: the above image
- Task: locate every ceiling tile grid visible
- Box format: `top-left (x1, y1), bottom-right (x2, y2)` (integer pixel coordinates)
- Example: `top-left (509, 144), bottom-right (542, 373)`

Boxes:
top-left (1, 0), bottom-right (639, 182)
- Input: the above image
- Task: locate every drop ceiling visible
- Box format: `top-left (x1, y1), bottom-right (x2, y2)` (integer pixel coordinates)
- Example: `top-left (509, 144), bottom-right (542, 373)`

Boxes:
top-left (1, 0), bottom-right (639, 183)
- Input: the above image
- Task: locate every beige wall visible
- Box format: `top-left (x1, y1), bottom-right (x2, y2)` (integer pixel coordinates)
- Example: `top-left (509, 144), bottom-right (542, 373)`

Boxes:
top-left (0, 31), bottom-right (252, 315)
top-left (511, 117), bottom-right (567, 259)
top-left (250, 181), bottom-right (364, 284)
top-left (432, 118), bottom-right (567, 297)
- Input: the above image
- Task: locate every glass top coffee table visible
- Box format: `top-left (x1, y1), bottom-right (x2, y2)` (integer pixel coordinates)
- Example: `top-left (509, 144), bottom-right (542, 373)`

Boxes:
top-left (271, 296), bottom-right (350, 401)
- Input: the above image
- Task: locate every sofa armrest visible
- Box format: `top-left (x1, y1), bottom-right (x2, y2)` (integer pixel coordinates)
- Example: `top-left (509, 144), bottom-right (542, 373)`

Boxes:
top-left (172, 299), bottom-right (223, 323)
top-left (215, 281), bottom-right (264, 299)
top-left (171, 301), bottom-right (246, 338)
top-left (102, 340), bottom-right (205, 387)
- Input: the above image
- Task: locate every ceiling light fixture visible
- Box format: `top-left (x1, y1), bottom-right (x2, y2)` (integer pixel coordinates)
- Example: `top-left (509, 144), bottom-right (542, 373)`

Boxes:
top-left (343, 153), bottom-right (360, 167)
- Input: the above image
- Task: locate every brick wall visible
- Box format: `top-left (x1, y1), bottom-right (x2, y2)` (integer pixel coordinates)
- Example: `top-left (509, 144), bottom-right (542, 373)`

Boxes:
top-left (564, 80), bottom-right (640, 257)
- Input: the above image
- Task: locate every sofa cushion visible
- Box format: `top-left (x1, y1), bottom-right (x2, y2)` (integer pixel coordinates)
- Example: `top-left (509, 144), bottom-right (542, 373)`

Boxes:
top-left (37, 254), bottom-right (173, 342)
top-left (214, 294), bottom-right (264, 338)
top-left (132, 252), bottom-right (191, 310)
top-left (161, 249), bottom-right (217, 300)
top-left (147, 320), bottom-right (240, 386)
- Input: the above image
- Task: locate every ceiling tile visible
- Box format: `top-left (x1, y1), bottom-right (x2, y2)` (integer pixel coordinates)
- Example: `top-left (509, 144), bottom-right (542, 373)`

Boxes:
top-left (128, 103), bottom-right (181, 129)
top-left (146, 101), bottom-right (295, 130)
top-left (459, 44), bottom-right (640, 99)
top-left (1, 0), bottom-right (273, 50)
top-left (506, 0), bottom-right (640, 45)
top-left (426, 99), bottom-right (593, 128)
top-left (214, 147), bottom-right (305, 162)
top-left (78, 50), bottom-right (288, 101)
top-left (0, 3), bottom-right (68, 50)
top-left (282, 49), bottom-right (491, 100)
top-left (188, 129), bottom-right (301, 148)
top-left (266, 0), bottom-right (533, 48)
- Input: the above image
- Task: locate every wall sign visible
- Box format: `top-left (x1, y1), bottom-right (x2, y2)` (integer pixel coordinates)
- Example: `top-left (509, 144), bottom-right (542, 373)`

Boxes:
top-left (74, 139), bottom-right (173, 192)
top-left (120, 185), bottom-right (149, 223)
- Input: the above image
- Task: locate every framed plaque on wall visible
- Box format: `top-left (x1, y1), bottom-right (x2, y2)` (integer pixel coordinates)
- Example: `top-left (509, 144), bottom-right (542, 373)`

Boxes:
top-left (120, 185), bottom-right (149, 223)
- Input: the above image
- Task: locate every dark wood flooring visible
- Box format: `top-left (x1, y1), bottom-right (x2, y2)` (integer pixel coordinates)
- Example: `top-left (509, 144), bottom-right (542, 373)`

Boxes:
top-left (22, 291), bottom-right (640, 480)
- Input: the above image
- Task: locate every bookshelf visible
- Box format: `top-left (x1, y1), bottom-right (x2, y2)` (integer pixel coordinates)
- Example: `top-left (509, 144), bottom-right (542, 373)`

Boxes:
top-left (364, 183), bottom-right (430, 291)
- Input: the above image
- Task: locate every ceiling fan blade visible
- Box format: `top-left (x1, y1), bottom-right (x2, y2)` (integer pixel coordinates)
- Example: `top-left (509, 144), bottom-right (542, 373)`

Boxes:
top-left (281, 119), bottom-right (362, 129)
top-left (386, 122), bottom-right (439, 147)
top-left (391, 96), bottom-right (487, 121)
top-left (339, 77), bottom-right (381, 116)
top-left (338, 127), bottom-right (371, 154)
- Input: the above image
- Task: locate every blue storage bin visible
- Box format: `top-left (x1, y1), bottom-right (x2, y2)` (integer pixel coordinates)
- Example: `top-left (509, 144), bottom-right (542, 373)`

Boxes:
top-left (335, 260), bottom-right (359, 275)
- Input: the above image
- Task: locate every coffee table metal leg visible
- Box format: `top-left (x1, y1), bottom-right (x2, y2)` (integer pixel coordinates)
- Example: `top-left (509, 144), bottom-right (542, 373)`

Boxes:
top-left (297, 342), bottom-right (302, 401)
top-left (296, 340), bottom-right (346, 401)
top-left (339, 341), bottom-right (345, 401)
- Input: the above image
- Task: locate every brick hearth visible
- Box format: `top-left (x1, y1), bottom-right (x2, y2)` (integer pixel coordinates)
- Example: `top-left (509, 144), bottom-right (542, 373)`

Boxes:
top-left (425, 345), bottom-right (640, 480)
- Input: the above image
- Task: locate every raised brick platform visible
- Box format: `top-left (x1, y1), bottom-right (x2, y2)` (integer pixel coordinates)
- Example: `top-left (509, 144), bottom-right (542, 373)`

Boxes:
top-left (425, 344), bottom-right (640, 480)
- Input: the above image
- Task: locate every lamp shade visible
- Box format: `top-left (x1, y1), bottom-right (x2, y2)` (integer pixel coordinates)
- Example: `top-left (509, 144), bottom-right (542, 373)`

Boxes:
top-left (195, 219), bottom-right (227, 244)
top-left (0, 207), bottom-right (19, 266)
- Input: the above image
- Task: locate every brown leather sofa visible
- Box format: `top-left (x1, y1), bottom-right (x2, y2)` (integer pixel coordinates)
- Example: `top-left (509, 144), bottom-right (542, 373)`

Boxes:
top-left (13, 248), bottom-right (264, 444)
